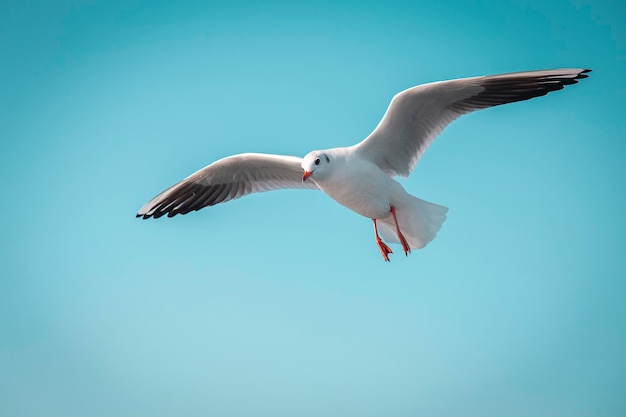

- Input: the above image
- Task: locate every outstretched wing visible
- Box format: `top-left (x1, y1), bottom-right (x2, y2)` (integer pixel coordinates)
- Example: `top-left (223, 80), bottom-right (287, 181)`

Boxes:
top-left (355, 68), bottom-right (591, 177)
top-left (137, 153), bottom-right (318, 219)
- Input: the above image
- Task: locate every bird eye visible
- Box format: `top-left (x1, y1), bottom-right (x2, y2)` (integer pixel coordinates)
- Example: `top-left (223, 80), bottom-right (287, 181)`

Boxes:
top-left (314, 158), bottom-right (320, 165)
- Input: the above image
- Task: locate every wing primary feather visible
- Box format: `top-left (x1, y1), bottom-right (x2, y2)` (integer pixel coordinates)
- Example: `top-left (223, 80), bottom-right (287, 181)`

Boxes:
top-left (158, 183), bottom-right (200, 217)
top-left (183, 184), bottom-right (221, 213)
top-left (451, 72), bottom-right (587, 112)
top-left (202, 183), bottom-right (229, 208)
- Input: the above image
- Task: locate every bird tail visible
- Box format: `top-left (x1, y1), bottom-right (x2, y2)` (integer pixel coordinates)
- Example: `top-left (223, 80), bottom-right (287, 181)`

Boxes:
top-left (378, 196), bottom-right (448, 249)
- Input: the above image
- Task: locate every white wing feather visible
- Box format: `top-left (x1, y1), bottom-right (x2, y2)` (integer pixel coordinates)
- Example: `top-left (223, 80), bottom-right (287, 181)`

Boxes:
top-left (355, 68), bottom-right (591, 177)
top-left (137, 153), bottom-right (318, 219)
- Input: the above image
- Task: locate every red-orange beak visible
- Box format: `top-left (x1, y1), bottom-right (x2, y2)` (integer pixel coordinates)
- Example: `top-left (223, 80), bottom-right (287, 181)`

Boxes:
top-left (302, 171), bottom-right (312, 182)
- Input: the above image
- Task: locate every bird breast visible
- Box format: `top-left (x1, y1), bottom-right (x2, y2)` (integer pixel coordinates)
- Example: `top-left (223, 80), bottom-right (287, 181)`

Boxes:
top-left (315, 159), bottom-right (403, 220)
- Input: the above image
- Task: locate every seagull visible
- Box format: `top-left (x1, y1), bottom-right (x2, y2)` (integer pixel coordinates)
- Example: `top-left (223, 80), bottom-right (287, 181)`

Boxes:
top-left (137, 68), bottom-right (591, 261)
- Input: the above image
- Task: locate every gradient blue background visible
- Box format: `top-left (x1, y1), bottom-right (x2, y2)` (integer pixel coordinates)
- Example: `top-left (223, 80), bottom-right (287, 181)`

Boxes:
top-left (1, 1), bottom-right (625, 416)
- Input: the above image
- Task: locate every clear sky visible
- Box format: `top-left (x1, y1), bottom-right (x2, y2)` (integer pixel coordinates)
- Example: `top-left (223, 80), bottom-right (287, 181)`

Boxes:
top-left (1, 1), bottom-right (625, 416)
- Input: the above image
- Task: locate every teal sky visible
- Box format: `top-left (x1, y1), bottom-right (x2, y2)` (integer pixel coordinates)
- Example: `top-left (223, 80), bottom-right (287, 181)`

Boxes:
top-left (1, 1), bottom-right (625, 416)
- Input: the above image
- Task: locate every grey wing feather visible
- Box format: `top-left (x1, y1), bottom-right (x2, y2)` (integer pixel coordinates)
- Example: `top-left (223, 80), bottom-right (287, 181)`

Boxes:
top-left (137, 153), bottom-right (318, 219)
top-left (355, 68), bottom-right (591, 177)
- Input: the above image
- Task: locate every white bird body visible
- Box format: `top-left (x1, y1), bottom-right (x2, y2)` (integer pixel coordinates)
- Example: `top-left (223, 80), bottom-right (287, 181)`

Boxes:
top-left (307, 147), bottom-right (399, 219)
top-left (304, 146), bottom-right (448, 250)
top-left (137, 68), bottom-right (590, 261)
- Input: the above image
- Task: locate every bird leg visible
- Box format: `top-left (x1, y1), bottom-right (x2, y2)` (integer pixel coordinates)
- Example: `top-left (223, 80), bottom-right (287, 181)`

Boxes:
top-left (390, 205), bottom-right (411, 256)
top-left (372, 219), bottom-right (393, 262)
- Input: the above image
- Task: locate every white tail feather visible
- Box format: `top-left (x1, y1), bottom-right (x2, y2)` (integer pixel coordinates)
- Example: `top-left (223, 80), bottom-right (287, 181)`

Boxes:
top-left (378, 196), bottom-right (448, 249)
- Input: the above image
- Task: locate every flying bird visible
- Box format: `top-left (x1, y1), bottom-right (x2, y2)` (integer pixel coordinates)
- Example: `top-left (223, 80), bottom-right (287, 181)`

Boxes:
top-left (137, 68), bottom-right (591, 261)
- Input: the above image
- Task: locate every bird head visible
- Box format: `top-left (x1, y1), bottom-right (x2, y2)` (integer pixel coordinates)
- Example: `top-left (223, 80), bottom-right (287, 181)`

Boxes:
top-left (301, 151), bottom-right (331, 182)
